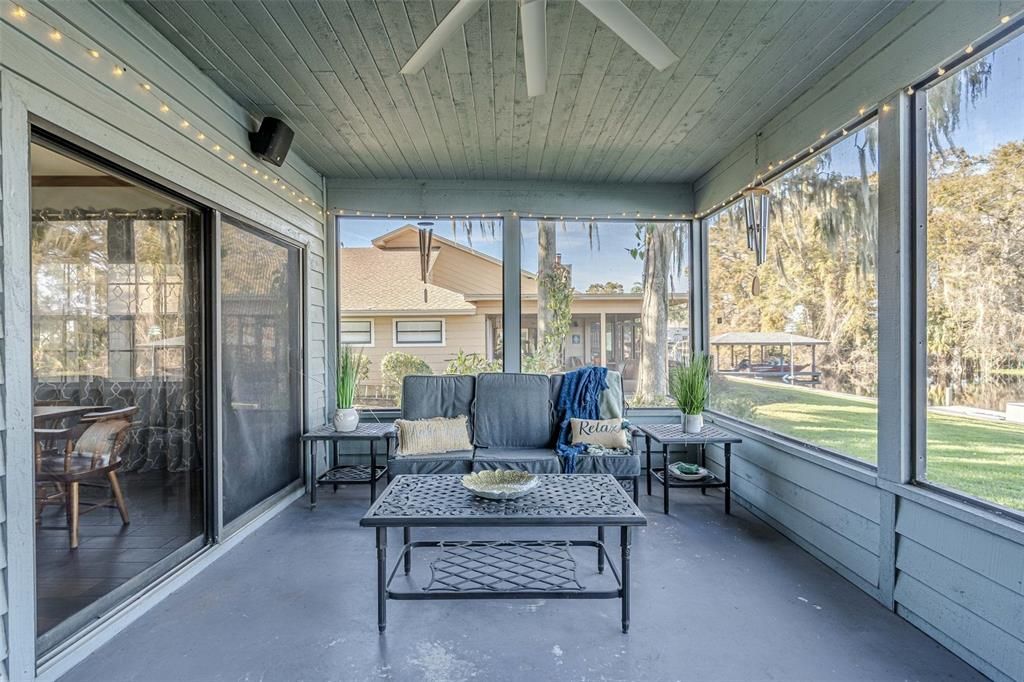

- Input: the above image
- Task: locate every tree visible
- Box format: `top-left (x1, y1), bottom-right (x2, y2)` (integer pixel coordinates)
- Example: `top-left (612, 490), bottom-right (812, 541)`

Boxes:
top-left (586, 281), bottom-right (625, 294)
top-left (632, 223), bottom-right (688, 404)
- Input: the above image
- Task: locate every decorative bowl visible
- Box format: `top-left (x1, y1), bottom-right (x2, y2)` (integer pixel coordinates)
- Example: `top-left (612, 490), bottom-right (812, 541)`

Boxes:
top-left (667, 463), bottom-right (711, 481)
top-left (461, 470), bottom-right (540, 500)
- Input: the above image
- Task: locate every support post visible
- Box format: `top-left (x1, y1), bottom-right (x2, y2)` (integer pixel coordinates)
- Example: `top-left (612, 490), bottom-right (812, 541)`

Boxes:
top-left (502, 212), bottom-right (522, 372)
top-left (875, 89), bottom-right (916, 610)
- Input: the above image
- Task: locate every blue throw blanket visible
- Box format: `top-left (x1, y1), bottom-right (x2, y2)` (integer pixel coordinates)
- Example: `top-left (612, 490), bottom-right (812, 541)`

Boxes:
top-left (556, 366), bottom-right (609, 473)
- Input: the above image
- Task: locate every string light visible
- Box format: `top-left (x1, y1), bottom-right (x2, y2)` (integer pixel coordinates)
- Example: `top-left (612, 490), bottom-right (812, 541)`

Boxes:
top-left (965, 45), bottom-right (974, 54)
top-left (937, 67), bottom-right (946, 76)
top-left (906, 86), bottom-right (914, 95)
top-left (11, 3), bottom-right (322, 219)
top-left (1001, 15), bottom-right (1010, 24)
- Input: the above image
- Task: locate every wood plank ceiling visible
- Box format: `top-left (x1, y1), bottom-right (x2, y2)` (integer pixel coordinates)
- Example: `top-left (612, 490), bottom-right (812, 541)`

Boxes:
top-left (128, 0), bottom-right (908, 183)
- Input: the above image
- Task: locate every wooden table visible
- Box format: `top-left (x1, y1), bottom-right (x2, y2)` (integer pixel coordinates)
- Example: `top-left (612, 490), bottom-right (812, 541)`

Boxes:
top-left (360, 474), bottom-right (647, 633)
top-left (33, 405), bottom-right (106, 426)
top-left (635, 423), bottom-right (742, 515)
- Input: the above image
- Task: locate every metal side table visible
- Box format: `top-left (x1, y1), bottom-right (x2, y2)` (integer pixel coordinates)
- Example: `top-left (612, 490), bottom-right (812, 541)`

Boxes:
top-left (636, 423), bottom-right (741, 515)
top-left (301, 422), bottom-right (394, 508)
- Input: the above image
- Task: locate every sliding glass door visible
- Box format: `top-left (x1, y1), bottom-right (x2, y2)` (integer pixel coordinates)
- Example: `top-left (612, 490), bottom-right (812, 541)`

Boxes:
top-left (30, 139), bottom-right (207, 651)
top-left (219, 217), bottom-right (303, 525)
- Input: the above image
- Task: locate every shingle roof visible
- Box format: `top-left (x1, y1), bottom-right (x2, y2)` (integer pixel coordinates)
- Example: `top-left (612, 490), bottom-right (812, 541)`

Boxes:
top-left (710, 332), bottom-right (828, 345)
top-left (339, 248), bottom-right (475, 313)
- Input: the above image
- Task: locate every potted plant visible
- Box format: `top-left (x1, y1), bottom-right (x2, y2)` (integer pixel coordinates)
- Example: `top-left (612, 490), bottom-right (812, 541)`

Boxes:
top-left (670, 353), bottom-right (711, 434)
top-left (333, 345), bottom-right (362, 432)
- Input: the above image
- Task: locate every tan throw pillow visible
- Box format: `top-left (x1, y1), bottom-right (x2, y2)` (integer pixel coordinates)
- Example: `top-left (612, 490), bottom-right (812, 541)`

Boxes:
top-left (396, 416), bottom-right (472, 456)
top-left (570, 418), bottom-right (629, 449)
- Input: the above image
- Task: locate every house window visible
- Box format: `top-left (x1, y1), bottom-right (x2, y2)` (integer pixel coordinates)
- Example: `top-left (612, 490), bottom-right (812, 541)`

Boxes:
top-left (337, 216), bottom-right (503, 408)
top-left (519, 219), bottom-right (690, 406)
top-left (341, 319), bottom-right (373, 346)
top-left (707, 121), bottom-right (880, 465)
top-left (395, 319), bottom-right (444, 345)
top-left (921, 33), bottom-right (1024, 512)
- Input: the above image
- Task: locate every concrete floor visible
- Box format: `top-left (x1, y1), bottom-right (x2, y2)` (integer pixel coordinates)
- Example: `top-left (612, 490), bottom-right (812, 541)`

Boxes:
top-left (62, 484), bottom-right (983, 682)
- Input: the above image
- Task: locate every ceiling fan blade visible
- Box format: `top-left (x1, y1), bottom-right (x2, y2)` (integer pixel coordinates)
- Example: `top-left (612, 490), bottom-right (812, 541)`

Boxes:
top-left (400, 0), bottom-right (487, 75)
top-left (578, 0), bottom-right (679, 71)
top-left (521, 0), bottom-right (548, 97)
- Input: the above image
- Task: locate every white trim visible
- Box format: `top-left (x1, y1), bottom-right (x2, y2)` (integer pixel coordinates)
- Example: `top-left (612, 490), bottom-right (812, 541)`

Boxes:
top-left (340, 318), bottom-right (375, 347)
top-left (392, 318), bottom-right (446, 347)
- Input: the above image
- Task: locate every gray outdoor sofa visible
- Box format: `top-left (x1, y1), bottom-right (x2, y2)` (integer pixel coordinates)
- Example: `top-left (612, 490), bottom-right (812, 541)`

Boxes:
top-left (387, 372), bottom-right (641, 501)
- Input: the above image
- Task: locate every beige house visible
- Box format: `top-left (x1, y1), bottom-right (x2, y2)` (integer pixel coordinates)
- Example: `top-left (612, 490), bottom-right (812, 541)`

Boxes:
top-left (340, 225), bottom-right (688, 402)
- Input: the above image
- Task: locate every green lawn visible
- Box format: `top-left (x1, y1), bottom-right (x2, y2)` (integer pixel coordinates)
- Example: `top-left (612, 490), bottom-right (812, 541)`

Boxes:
top-left (712, 377), bottom-right (1024, 512)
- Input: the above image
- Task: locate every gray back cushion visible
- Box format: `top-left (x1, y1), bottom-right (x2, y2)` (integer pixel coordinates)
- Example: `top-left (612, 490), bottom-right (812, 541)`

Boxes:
top-left (473, 373), bottom-right (553, 448)
top-left (402, 375), bottom-right (477, 439)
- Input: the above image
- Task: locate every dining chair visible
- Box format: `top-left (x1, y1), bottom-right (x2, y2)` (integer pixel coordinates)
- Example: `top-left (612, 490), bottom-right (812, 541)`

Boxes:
top-left (36, 406), bottom-right (137, 549)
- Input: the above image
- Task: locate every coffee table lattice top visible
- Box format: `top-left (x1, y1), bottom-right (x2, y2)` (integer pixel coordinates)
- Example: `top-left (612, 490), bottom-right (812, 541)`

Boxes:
top-left (360, 474), bottom-right (646, 527)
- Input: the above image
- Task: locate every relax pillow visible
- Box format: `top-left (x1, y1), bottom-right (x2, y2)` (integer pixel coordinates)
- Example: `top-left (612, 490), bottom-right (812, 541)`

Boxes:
top-left (396, 416), bottom-right (472, 456)
top-left (570, 417), bottom-right (629, 450)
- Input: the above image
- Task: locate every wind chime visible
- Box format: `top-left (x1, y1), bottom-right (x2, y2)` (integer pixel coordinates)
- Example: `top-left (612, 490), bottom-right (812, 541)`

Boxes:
top-left (417, 222), bottom-right (434, 303)
top-left (742, 186), bottom-right (771, 295)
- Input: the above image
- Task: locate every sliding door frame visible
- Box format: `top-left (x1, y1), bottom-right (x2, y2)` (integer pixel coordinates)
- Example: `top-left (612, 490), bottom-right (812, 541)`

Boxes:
top-left (215, 212), bottom-right (307, 538)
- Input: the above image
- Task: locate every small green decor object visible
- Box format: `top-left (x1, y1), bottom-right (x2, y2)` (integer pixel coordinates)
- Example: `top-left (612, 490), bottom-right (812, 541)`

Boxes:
top-left (334, 345), bottom-right (363, 432)
top-left (668, 462), bottom-right (710, 482)
top-left (670, 353), bottom-right (711, 433)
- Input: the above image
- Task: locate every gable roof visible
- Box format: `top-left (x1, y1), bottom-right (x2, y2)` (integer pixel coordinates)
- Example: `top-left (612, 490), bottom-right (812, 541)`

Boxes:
top-left (339, 247), bottom-right (475, 315)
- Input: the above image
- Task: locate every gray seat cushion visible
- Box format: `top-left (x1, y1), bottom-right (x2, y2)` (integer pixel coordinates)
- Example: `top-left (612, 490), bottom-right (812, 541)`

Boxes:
top-left (572, 452), bottom-right (641, 477)
top-left (402, 375), bottom-right (476, 439)
top-left (471, 447), bottom-right (561, 474)
top-left (389, 450), bottom-right (473, 476)
top-left (473, 373), bottom-right (553, 448)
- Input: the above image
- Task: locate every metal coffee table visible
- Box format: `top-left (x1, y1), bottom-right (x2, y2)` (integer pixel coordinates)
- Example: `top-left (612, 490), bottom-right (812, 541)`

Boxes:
top-left (360, 474), bottom-right (647, 633)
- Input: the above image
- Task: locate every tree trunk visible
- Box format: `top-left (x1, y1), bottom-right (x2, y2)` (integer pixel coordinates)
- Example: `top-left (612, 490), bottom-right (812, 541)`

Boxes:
top-left (635, 225), bottom-right (671, 402)
top-left (536, 221), bottom-right (557, 348)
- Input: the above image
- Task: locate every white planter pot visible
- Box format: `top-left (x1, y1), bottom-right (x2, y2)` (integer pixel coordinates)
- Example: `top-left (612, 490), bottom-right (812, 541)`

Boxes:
top-left (682, 413), bottom-right (704, 434)
top-left (333, 407), bottom-right (359, 432)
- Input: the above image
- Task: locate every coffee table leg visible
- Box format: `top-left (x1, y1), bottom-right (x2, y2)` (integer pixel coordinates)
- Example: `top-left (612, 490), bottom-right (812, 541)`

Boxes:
top-left (645, 435), bottom-right (652, 496)
top-left (725, 443), bottom-right (732, 515)
top-left (662, 444), bottom-right (670, 514)
top-left (370, 439), bottom-right (378, 503)
top-left (621, 526), bottom-right (631, 633)
top-left (376, 528), bottom-right (387, 633)
top-left (597, 526), bottom-right (605, 574)
top-left (403, 527), bottom-right (411, 575)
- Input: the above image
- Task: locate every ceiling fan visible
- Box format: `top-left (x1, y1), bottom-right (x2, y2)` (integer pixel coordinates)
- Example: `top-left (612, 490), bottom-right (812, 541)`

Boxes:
top-left (400, 0), bottom-right (679, 98)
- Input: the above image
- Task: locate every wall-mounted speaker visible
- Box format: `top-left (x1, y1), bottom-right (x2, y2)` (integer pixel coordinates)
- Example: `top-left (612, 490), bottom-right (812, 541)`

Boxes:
top-left (248, 117), bottom-right (293, 167)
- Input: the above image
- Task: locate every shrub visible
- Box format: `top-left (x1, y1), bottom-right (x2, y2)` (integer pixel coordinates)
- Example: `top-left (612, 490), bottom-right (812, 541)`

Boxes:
top-left (381, 351), bottom-right (432, 406)
top-left (444, 349), bottom-right (501, 375)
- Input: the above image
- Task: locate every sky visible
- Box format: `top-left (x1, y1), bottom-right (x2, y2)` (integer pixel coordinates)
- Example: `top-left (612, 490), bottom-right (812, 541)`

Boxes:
top-left (339, 217), bottom-right (688, 293)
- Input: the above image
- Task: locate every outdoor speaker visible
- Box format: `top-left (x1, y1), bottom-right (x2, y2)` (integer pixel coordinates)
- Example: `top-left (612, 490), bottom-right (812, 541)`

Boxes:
top-left (248, 117), bottom-right (293, 167)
